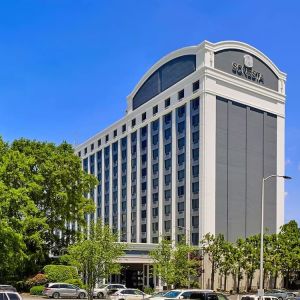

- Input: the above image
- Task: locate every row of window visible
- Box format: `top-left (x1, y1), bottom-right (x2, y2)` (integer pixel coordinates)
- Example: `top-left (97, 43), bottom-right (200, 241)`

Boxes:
top-left (78, 81), bottom-right (200, 157)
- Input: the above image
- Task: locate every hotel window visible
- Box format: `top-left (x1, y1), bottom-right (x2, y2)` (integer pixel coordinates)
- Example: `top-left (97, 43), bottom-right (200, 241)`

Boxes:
top-left (165, 158), bottom-right (171, 170)
top-left (192, 115), bottom-right (199, 126)
top-left (153, 149), bottom-right (158, 160)
top-left (165, 98), bottom-right (170, 108)
top-left (84, 147), bottom-right (87, 155)
top-left (142, 196), bottom-right (147, 205)
top-left (178, 122), bottom-right (185, 134)
top-left (165, 143), bottom-right (171, 155)
top-left (177, 218), bottom-right (184, 227)
top-left (152, 193), bottom-right (158, 203)
top-left (192, 165), bottom-right (199, 177)
top-left (178, 170), bottom-right (185, 181)
top-left (141, 182), bottom-right (147, 191)
top-left (178, 137), bottom-right (185, 149)
top-left (142, 112), bottom-right (147, 122)
top-left (165, 220), bottom-right (171, 231)
top-left (113, 129), bottom-right (117, 138)
top-left (122, 124), bottom-right (126, 133)
top-left (141, 210), bottom-right (147, 219)
top-left (152, 134), bottom-right (158, 145)
top-left (78, 151), bottom-right (81, 157)
top-left (131, 158), bottom-right (137, 168)
top-left (153, 105), bottom-right (158, 115)
top-left (165, 205), bottom-right (171, 215)
top-left (142, 168), bottom-right (147, 177)
top-left (192, 182), bottom-right (199, 193)
top-left (152, 237), bottom-right (158, 243)
top-left (98, 139), bottom-right (101, 147)
top-left (105, 135), bottom-right (109, 142)
top-left (178, 186), bottom-right (185, 197)
top-left (153, 163), bottom-right (158, 174)
top-left (165, 174), bottom-right (171, 185)
top-left (152, 207), bottom-right (158, 217)
top-left (192, 233), bottom-right (199, 246)
top-left (178, 153), bottom-right (185, 165)
top-left (141, 126), bottom-right (147, 137)
top-left (132, 118), bottom-right (136, 128)
top-left (91, 143), bottom-right (94, 151)
top-left (164, 128), bottom-right (171, 140)
top-left (193, 80), bottom-right (200, 92)
top-left (192, 97), bottom-right (199, 109)
top-left (192, 216), bottom-right (199, 228)
top-left (192, 198), bottom-right (199, 210)
top-left (164, 113), bottom-right (171, 124)
top-left (141, 224), bottom-right (146, 233)
top-left (152, 222), bottom-right (158, 232)
top-left (165, 189), bottom-right (171, 200)
top-left (141, 140), bottom-right (147, 150)
top-left (153, 178), bottom-right (158, 189)
top-left (152, 120), bottom-right (159, 131)
top-left (142, 154), bottom-right (147, 164)
top-left (178, 105), bottom-right (185, 117)
top-left (192, 148), bottom-right (199, 161)
top-left (178, 202), bottom-right (184, 212)
top-left (178, 89), bottom-right (184, 100)
top-left (131, 199), bottom-right (136, 208)
top-left (192, 131), bottom-right (199, 143)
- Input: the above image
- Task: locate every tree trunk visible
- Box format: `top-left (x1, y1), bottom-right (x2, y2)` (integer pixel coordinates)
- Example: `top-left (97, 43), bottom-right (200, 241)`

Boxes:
top-left (237, 267), bottom-right (241, 293)
top-left (249, 274), bottom-right (253, 292)
top-left (273, 271), bottom-right (278, 289)
top-left (211, 261), bottom-right (215, 290)
top-left (224, 272), bottom-right (227, 291)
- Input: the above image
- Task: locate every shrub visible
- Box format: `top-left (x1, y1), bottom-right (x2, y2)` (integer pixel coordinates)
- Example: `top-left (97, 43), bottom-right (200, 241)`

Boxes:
top-left (30, 285), bottom-right (44, 295)
top-left (14, 281), bottom-right (31, 293)
top-left (65, 279), bottom-right (85, 289)
top-left (144, 287), bottom-right (155, 295)
top-left (43, 265), bottom-right (78, 282)
top-left (26, 273), bottom-right (48, 287)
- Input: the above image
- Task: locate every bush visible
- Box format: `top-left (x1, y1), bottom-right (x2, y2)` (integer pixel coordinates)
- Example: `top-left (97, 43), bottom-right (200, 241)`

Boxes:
top-left (43, 265), bottom-right (78, 282)
top-left (65, 279), bottom-right (85, 289)
top-left (30, 285), bottom-right (44, 295)
top-left (144, 287), bottom-right (155, 295)
top-left (26, 273), bottom-right (48, 287)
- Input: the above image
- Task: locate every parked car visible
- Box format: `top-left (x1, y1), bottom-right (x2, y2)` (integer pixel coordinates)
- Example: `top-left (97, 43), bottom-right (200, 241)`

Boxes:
top-left (216, 293), bottom-right (230, 300)
top-left (241, 295), bottom-right (279, 300)
top-left (149, 289), bottom-right (216, 300)
top-left (109, 289), bottom-right (151, 300)
top-left (0, 286), bottom-right (17, 292)
top-left (43, 283), bottom-right (87, 299)
top-left (0, 291), bottom-right (22, 300)
top-left (147, 292), bottom-right (168, 299)
top-left (94, 284), bottom-right (126, 299)
top-left (265, 290), bottom-right (295, 300)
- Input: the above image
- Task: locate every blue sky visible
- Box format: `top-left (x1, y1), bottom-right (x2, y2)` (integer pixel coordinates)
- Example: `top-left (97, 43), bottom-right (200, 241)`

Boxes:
top-left (0, 0), bottom-right (299, 224)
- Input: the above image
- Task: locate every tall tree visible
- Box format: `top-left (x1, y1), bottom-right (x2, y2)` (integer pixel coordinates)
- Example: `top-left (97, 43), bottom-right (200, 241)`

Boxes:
top-left (201, 233), bottom-right (225, 290)
top-left (62, 221), bottom-right (126, 300)
top-left (0, 137), bottom-right (97, 279)
top-left (218, 241), bottom-right (234, 291)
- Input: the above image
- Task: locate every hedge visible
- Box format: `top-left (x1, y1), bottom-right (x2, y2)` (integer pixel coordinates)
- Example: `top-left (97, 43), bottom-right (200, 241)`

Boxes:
top-left (43, 265), bottom-right (78, 282)
top-left (30, 285), bottom-right (44, 295)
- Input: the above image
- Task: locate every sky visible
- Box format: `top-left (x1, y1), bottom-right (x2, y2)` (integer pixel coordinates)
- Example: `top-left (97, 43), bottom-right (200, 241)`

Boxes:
top-left (0, 0), bottom-right (299, 224)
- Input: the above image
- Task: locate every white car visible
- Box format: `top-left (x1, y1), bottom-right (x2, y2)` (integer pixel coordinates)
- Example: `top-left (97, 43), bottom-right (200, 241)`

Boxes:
top-left (151, 289), bottom-right (214, 300)
top-left (109, 289), bottom-right (150, 300)
top-left (241, 295), bottom-right (279, 300)
top-left (93, 284), bottom-right (126, 299)
top-left (0, 291), bottom-right (22, 300)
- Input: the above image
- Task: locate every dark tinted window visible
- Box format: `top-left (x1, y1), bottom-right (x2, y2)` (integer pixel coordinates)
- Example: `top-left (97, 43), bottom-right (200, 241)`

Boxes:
top-left (190, 293), bottom-right (205, 300)
top-left (51, 285), bottom-right (60, 288)
top-left (0, 294), bottom-right (8, 300)
top-left (207, 294), bottom-right (219, 300)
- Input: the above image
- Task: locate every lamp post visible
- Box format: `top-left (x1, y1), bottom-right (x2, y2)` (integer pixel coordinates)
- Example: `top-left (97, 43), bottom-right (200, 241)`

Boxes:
top-left (259, 174), bottom-right (291, 298)
top-left (177, 225), bottom-right (191, 288)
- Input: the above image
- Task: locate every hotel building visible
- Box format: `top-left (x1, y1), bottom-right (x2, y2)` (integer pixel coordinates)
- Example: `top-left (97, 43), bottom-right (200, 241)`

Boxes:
top-left (75, 40), bottom-right (286, 288)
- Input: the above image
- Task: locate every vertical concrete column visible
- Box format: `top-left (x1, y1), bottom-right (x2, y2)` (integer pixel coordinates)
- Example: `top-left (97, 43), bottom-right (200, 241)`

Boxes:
top-left (185, 101), bottom-right (191, 243)
top-left (101, 149), bottom-right (105, 222)
top-left (171, 110), bottom-right (177, 243)
top-left (200, 89), bottom-right (216, 237)
top-left (127, 134), bottom-right (132, 242)
top-left (118, 140), bottom-right (122, 241)
top-left (136, 130), bottom-right (141, 242)
top-left (158, 116), bottom-right (164, 240)
top-left (276, 116), bottom-right (285, 231)
top-left (109, 145), bottom-right (113, 228)
top-left (147, 125), bottom-right (152, 243)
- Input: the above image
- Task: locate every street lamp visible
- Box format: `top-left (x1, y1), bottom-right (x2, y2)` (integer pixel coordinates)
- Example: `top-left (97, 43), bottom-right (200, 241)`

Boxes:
top-left (259, 174), bottom-right (291, 298)
top-left (177, 225), bottom-right (191, 288)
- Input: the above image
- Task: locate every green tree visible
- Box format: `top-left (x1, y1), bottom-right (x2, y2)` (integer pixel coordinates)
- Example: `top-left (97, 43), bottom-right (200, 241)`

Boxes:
top-left (150, 238), bottom-right (200, 289)
top-left (218, 240), bottom-right (234, 291)
top-left (0, 137), bottom-right (97, 280)
top-left (62, 220), bottom-right (126, 300)
top-left (230, 239), bottom-right (244, 293)
top-left (201, 233), bottom-right (225, 290)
